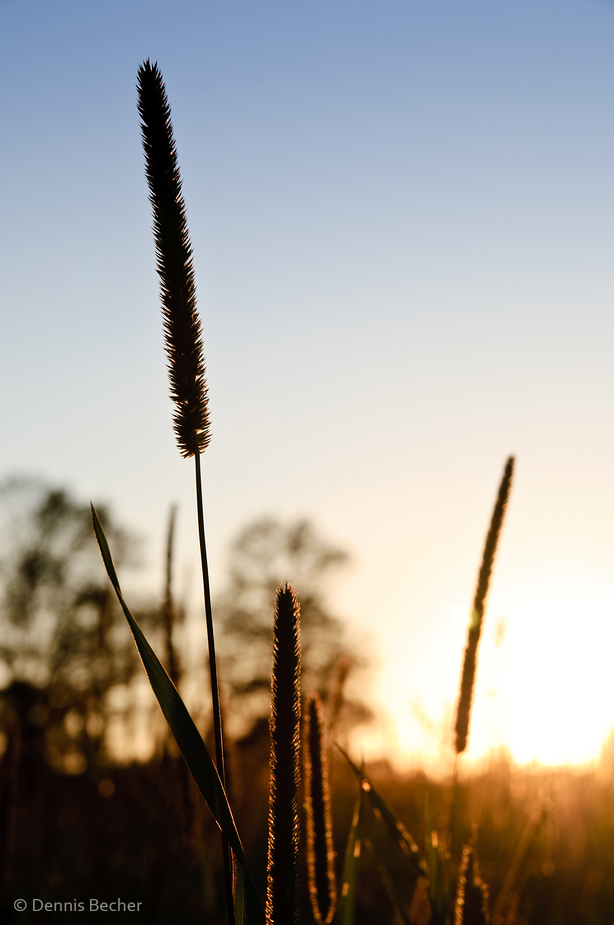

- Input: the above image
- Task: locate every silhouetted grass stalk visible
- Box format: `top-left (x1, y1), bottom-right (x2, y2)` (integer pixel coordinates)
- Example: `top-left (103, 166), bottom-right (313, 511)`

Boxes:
top-left (338, 769), bottom-right (366, 925)
top-left (491, 810), bottom-right (545, 925)
top-left (454, 457), bottom-right (514, 755)
top-left (136, 60), bottom-right (234, 923)
top-left (454, 833), bottom-right (490, 925)
top-left (162, 503), bottom-right (179, 687)
top-left (304, 693), bottom-right (337, 925)
top-left (266, 584), bottom-right (301, 925)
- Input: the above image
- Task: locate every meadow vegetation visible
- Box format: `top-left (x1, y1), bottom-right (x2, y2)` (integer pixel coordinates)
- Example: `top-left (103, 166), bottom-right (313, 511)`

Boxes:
top-left (1, 60), bottom-right (614, 925)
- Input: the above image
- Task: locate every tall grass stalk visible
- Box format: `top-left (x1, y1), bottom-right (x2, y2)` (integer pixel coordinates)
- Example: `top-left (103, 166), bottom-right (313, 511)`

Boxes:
top-left (491, 810), bottom-right (544, 925)
top-left (454, 457), bottom-right (514, 755)
top-left (136, 60), bottom-right (234, 922)
top-left (267, 584), bottom-right (301, 925)
top-left (454, 835), bottom-right (490, 925)
top-left (162, 503), bottom-right (179, 687)
top-left (304, 693), bottom-right (337, 925)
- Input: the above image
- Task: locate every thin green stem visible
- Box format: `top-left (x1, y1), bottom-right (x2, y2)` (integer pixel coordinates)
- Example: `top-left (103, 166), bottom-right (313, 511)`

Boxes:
top-left (449, 754), bottom-right (460, 859)
top-left (162, 503), bottom-right (179, 687)
top-left (194, 452), bottom-right (235, 925)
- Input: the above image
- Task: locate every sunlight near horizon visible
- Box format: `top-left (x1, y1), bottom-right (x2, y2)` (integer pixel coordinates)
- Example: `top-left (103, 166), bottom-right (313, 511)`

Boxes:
top-left (491, 580), bottom-right (614, 766)
top-left (379, 576), bottom-right (614, 770)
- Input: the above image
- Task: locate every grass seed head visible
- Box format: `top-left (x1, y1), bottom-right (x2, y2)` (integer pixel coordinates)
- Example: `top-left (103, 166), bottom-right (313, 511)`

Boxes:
top-left (455, 456), bottom-right (514, 754)
top-left (267, 583), bottom-right (302, 925)
top-left (304, 693), bottom-right (337, 925)
top-left (455, 835), bottom-right (490, 925)
top-left (137, 60), bottom-right (211, 459)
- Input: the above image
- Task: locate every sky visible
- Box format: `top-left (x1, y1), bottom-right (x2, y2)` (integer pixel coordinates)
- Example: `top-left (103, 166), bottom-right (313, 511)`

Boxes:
top-left (1, 0), bottom-right (614, 770)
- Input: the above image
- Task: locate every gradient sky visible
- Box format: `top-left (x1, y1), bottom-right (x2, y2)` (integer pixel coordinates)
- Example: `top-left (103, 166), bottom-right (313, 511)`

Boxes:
top-left (2, 0), bottom-right (614, 769)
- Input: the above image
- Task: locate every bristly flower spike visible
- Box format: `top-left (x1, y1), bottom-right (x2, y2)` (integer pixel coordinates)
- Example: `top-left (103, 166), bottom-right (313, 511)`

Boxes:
top-left (137, 60), bottom-right (210, 459)
top-left (267, 584), bottom-right (301, 925)
top-left (304, 693), bottom-right (337, 925)
top-left (455, 456), bottom-right (514, 754)
top-left (454, 829), bottom-right (490, 925)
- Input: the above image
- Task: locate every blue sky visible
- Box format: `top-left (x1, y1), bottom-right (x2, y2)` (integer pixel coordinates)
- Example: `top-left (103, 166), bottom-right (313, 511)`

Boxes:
top-left (1, 0), bottom-right (614, 766)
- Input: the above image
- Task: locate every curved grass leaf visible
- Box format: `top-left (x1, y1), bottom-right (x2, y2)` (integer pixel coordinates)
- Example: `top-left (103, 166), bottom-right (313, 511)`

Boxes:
top-left (425, 790), bottom-right (444, 921)
top-left (91, 504), bottom-right (264, 925)
top-left (364, 838), bottom-right (412, 925)
top-left (337, 746), bottom-right (426, 877)
top-left (337, 778), bottom-right (366, 925)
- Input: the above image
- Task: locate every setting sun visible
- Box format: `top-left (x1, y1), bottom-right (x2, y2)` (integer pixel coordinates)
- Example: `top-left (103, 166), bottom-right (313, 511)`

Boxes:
top-left (483, 578), bottom-right (614, 766)
top-left (379, 574), bottom-right (614, 771)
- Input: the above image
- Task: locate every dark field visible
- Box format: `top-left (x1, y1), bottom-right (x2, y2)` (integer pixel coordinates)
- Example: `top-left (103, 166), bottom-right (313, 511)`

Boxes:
top-left (2, 712), bottom-right (614, 925)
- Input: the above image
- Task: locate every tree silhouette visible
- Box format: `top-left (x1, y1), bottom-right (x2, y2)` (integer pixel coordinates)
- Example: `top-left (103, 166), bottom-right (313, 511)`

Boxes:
top-left (215, 516), bottom-right (372, 742)
top-left (0, 477), bottom-right (158, 772)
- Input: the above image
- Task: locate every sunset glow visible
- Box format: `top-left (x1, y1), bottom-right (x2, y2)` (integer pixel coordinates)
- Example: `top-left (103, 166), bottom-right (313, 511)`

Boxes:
top-left (373, 574), bottom-right (614, 770)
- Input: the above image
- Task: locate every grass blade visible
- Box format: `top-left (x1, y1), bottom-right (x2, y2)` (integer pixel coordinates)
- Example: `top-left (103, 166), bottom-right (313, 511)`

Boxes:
top-left (491, 809), bottom-right (545, 924)
top-left (364, 837), bottom-right (413, 925)
top-left (338, 745), bottom-right (426, 877)
top-left (425, 790), bottom-right (444, 922)
top-left (338, 775), bottom-right (366, 925)
top-left (91, 504), bottom-right (264, 925)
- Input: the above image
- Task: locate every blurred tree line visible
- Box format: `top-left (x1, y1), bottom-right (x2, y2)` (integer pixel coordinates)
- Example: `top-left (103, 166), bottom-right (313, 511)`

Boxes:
top-left (216, 516), bottom-right (372, 742)
top-left (0, 477), bottom-right (370, 775)
top-left (0, 477), bottom-right (149, 775)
